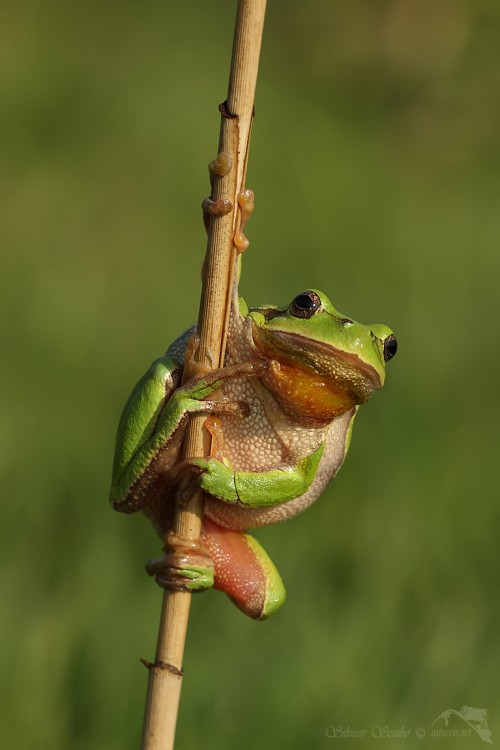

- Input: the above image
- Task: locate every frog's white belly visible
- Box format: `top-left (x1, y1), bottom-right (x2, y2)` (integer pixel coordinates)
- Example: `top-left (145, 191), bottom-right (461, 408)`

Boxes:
top-left (204, 407), bottom-right (355, 530)
top-left (217, 376), bottom-right (285, 472)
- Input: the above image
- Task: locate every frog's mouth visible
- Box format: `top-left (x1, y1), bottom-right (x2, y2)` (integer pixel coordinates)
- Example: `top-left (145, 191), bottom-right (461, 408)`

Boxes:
top-left (252, 327), bottom-right (382, 422)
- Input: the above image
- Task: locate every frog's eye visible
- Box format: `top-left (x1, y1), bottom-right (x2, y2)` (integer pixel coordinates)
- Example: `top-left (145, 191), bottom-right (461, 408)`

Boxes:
top-left (290, 290), bottom-right (321, 319)
top-left (383, 334), bottom-right (398, 362)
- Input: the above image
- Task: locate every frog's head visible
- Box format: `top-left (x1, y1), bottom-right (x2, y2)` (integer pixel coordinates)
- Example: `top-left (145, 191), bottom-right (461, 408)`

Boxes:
top-left (248, 289), bottom-right (397, 422)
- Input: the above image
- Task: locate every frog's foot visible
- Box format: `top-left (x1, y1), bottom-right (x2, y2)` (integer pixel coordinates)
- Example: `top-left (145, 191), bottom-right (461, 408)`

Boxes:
top-left (146, 531), bottom-right (215, 592)
top-left (201, 516), bottom-right (286, 620)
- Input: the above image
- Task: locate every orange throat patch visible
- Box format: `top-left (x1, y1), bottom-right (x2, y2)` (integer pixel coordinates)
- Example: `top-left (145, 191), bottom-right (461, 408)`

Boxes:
top-left (261, 358), bottom-right (357, 423)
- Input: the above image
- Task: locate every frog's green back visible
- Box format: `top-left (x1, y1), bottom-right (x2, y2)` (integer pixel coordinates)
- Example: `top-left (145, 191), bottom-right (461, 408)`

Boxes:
top-left (111, 359), bottom-right (175, 484)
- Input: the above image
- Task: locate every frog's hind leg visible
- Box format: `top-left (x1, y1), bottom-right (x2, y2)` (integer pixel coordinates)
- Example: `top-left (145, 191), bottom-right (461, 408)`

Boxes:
top-left (201, 516), bottom-right (286, 620)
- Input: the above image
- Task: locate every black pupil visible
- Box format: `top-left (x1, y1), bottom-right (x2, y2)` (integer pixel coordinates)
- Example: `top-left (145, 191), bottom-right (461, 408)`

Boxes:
top-left (294, 294), bottom-right (315, 310)
top-left (384, 334), bottom-right (398, 362)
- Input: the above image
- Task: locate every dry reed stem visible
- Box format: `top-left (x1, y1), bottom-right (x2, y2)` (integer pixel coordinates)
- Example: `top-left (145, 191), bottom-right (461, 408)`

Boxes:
top-left (140, 2), bottom-right (267, 748)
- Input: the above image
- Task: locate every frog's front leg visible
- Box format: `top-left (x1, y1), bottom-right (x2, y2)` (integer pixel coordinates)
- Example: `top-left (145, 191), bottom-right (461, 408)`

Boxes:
top-left (187, 443), bottom-right (325, 508)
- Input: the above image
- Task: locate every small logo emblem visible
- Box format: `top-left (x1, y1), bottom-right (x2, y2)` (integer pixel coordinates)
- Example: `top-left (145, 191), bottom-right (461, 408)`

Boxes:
top-left (432, 706), bottom-right (492, 743)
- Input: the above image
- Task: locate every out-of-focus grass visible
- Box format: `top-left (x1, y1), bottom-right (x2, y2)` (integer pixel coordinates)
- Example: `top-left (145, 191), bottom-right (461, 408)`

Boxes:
top-left (2, 1), bottom-right (500, 748)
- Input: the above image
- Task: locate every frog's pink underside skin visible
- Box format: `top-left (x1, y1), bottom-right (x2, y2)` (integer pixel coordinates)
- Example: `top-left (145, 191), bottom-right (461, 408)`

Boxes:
top-left (201, 517), bottom-right (269, 619)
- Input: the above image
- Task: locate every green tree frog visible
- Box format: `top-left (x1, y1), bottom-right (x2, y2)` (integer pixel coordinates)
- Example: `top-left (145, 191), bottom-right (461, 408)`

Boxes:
top-left (110, 260), bottom-right (397, 620)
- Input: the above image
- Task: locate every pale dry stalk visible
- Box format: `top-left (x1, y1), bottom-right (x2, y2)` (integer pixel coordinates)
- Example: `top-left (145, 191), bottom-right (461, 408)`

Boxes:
top-left (140, 2), bottom-right (267, 748)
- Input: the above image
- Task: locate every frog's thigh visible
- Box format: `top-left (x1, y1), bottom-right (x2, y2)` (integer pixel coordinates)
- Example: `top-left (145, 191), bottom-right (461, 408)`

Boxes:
top-left (201, 517), bottom-right (286, 620)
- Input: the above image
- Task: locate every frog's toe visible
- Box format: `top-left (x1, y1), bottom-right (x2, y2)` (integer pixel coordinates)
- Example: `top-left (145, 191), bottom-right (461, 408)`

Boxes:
top-left (146, 532), bottom-right (215, 592)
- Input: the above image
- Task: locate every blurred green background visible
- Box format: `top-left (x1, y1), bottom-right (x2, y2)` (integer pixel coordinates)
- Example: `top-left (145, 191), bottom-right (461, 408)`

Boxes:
top-left (2, 1), bottom-right (499, 748)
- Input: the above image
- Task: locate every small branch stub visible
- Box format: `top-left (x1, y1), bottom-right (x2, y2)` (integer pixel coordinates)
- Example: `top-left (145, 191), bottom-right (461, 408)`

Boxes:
top-left (140, 3), bottom-right (267, 749)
